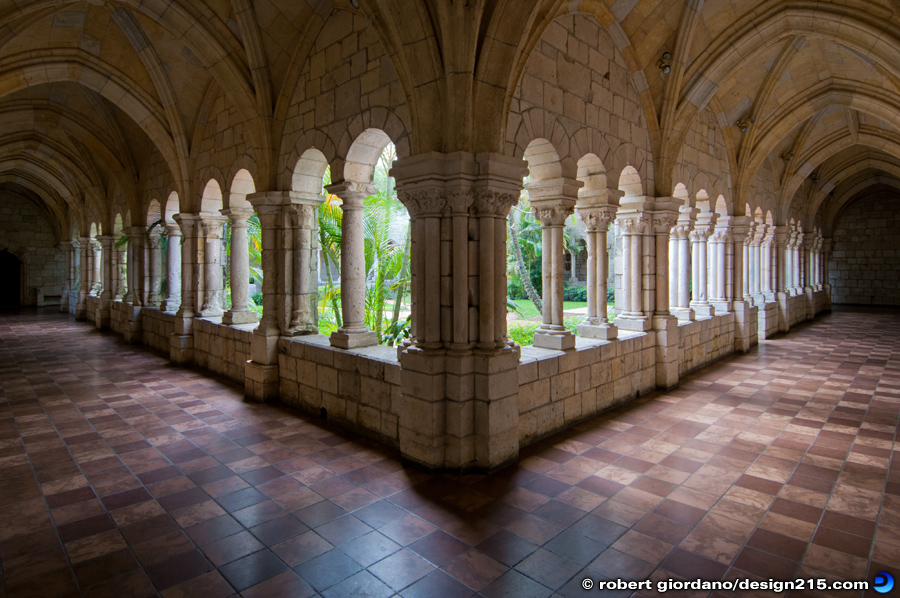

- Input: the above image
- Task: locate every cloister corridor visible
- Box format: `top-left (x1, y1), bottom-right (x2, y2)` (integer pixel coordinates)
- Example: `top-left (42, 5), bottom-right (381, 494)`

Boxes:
top-left (0, 307), bottom-right (896, 598)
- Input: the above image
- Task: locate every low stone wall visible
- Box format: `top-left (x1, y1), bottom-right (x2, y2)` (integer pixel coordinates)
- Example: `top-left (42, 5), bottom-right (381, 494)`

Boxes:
top-left (110, 301), bottom-right (129, 336)
top-left (517, 332), bottom-right (656, 446)
top-left (278, 335), bottom-right (402, 446)
top-left (678, 313), bottom-right (735, 376)
top-left (787, 293), bottom-right (808, 327)
top-left (192, 319), bottom-right (254, 385)
top-left (141, 308), bottom-right (175, 355)
top-left (758, 300), bottom-right (778, 339)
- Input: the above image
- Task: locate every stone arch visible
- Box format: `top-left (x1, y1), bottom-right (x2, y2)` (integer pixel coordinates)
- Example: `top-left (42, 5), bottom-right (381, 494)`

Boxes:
top-left (292, 148), bottom-right (330, 196)
top-left (339, 128), bottom-right (394, 185)
top-left (714, 196), bottom-right (728, 217)
top-left (281, 130), bottom-right (338, 192)
top-left (164, 192), bottom-right (180, 223)
top-left (576, 153), bottom-right (608, 196)
top-left (674, 183), bottom-right (690, 204)
top-left (618, 165), bottom-right (643, 199)
top-left (147, 199), bottom-right (162, 226)
top-left (510, 109), bottom-right (577, 180)
top-left (524, 138), bottom-right (563, 183)
top-left (200, 180), bottom-right (224, 214)
top-left (695, 189), bottom-right (711, 212)
top-left (229, 169), bottom-right (256, 210)
top-left (224, 157), bottom-right (259, 206)
top-left (331, 110), bottom-right (412, 184)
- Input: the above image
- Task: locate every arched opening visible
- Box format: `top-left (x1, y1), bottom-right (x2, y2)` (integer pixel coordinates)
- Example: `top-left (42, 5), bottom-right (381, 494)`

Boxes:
top-left (0, 250), bottom-right (22, 308)
top-left (222, 169), bottom-right (259, 325)
top-left (618, 165), bottom-right (643, 198)
top-left (325, 132), bottom-right (408, 346)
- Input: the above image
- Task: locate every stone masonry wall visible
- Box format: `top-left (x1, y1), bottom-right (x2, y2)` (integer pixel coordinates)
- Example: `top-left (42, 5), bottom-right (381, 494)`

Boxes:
top-left (0, 191), bottom-right (65, 305)
top-left (517, 333), bottom-right (656, 447)
top-left (678, 313), bottom-right (735, 376)
top-left (829, 195), bottom-right (900, 306)
top-left (192, 319), bottom-right (254, 385)
top-left (141, 309), bottom-right (176, 355)
top-left (277, 335), bottom-right (402, 447)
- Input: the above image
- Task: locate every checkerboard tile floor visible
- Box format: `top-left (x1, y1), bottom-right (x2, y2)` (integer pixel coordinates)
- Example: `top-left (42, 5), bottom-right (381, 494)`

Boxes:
top-left (0, 307), bottom-right (897, 597)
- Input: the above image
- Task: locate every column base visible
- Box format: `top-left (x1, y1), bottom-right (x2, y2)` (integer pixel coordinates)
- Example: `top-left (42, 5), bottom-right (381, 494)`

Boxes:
top-left (576, 321), bottom-right (618, 340)
top-left (671, 307), bottom-right (695, 322)
top-left (223, 309), bottom-right (259, 326)
top-left (532, 328), bottom-right (576, 350)
top-left (199, 308), bottom-right (224, 318)
top-left (691, 303), bottom-right (714, 318)
top-left (330, 329), bottom-right (379, 349)
top-left (711, 300), bottom-right (731, 314)
top-left (614, 315), bottom-right (651, 332)
top-left (245, 361), bottom-right (280, 403)
top-left (170, 334), bottom-right (193, 364)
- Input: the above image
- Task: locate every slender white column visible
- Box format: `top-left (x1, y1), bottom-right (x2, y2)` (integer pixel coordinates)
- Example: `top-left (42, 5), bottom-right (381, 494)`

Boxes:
top-left (147, 230), bottom-right (163, 307)
top-left (198, 215), bottom-right (226, 317)
top-left (222, 208), bottom-right (258, 325)
top-left (690, 211), bottom-right (715, 317)
top-left (173, 215), bottom-right (195, 317)
top-left (287, 200), bottom-right (322, 334)
top-left (327, 182), bottom-right (378, 349)
top-left (742, 223), bottom-right (753, 302)
top-left (710, 216), bottom-right (731, 312)
top-left (533, 203), bottom-right (576, 350)
top-left (164, 223), bottom-right (182, 312)
top-left (89, 239), bottom-right (101, 296)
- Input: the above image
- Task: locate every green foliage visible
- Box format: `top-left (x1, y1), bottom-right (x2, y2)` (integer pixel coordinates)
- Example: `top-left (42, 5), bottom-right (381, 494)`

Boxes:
top-left (507, 320), bottom-right (541, 346)
top-left (607, 287), bottom-right (615, 304)
top-left (563, 286), bottom-right (588, 302)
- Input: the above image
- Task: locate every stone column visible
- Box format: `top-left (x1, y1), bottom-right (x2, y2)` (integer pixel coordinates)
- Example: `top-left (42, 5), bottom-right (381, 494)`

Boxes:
top-left (651, 203), bottom-right (680, 389)
top-left (731, 217), bottom-right (757, 352)
top-left (286, 195), bottom-right (324, 335)
top-left (742, 222), bottom-right (754, 302)
top-left (75, 237), bottom-right (90, 318)
top-left (802, 235), bottom-right (815, 319)
top-left (326, 182), bottom-right (379, 348)
top-left (88, 239), bottom-right (100, 296)
top-left (576, 204), bottom-right (618, 340)
top-left (710, 215), bottom-right (732, 313)
top-left (822, 237), bottom-right (833, 309)
top-left (123, 227), bottom-right (144, 343)
top-left (147, 229), bottom-right (164, 308)
top-left (163, 222), bottom-right (182, 312)
top-left (115, 238), bottom-right (127, 301)
top-left (59, 241), bottom-right (73, 313)
top-left (670, 204), bottom-right (697, 321)
top-left (170, 214), bottom-right (196, 362)
top-left (221, 208), bottom-right (258, 325)
top-left (197, 215), bottom-right (226, 317)
top-left (773, 227), bottom-right (790, 332)
top-left (751, 224), bottom-right (767, 305)
top-left (245, 193), bottom-right (290, 402)
top-left (531, 188), bottom-right (577, 351)
top-left (689, 210), bottom-right (716, 318)
top-left (96, 235), bottom-right (114, 328)
top-left (614, 207), bottom-right (651, 331)
top-left (762, 227), bottom-right (775, 302)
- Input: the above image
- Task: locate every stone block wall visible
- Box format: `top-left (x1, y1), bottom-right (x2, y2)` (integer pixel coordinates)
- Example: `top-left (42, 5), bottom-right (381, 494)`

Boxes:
top-left (141, 309), bottom-right (176, 355)
top-left (829, 195), bottom-right (900, 306)
top-left (110, 301), bottom-right (129, 336)
top-left (0, 192), bottom-right (65, 306)
top-left (678, 313), bottom-right (735, 376)
top-left (787, 294), bottom-right (808, 327)
top-left (191, 319), bottom-right (253, 385)
top-left (517, 333), bottom-right (656, 446)
top-left (758, 301), bottom-right (779, 339)
top-left (277, 335), bottom-right (402, 446)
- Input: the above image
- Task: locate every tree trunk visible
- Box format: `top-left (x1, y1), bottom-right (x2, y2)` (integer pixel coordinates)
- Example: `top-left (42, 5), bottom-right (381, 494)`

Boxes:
top-left (509, 222), bottom-right (542, 312)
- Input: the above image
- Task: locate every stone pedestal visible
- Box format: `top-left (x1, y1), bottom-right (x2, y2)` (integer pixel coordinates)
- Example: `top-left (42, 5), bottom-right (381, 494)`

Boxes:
top-left (123, 304), bottom-right (142, 344)
top-left (653, 314), bottom-right (679, 389)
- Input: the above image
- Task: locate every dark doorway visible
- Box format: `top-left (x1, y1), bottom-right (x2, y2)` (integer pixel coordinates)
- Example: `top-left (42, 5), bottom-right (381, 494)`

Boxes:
top-left (0, 251), bottom-right (21, 307)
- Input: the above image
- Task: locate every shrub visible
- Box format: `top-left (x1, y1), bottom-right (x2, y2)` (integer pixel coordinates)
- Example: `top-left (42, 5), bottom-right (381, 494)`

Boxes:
top-left (563, 286), bottom-right (588, 302)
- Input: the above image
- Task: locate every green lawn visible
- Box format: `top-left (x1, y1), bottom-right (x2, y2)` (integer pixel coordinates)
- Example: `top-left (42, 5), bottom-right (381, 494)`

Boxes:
top-left (510, 299), bottom-right (613, 320)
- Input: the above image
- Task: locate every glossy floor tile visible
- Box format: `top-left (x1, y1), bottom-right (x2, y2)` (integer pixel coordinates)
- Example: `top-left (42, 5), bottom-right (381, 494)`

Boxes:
top-left (0, 307), bottom-right (897, 597)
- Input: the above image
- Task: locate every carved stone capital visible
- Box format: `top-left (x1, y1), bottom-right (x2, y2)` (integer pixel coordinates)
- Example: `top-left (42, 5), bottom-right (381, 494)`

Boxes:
top-left (532, 204), bottom-right (573, 227)
top-left (397, 190), bottom-right (447, 217)
top-left (652, 214), bottom-right (678, 235)
top-left (617, 214), bottom-right (649, 235)
top-left (289, 204), bottom-right (317, 229)
top-left (577, 206), bottom-right (616, 231)
top-left (476, 190), bottom-right (520, 216)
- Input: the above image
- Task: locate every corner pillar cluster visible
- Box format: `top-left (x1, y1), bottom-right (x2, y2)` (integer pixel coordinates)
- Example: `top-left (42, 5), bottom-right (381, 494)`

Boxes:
top-left (392, 152), bottom-right (524, 472)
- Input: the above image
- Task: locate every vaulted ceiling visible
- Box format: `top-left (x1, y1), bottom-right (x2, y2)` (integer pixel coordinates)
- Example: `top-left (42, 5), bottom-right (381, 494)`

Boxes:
top-left (0, 0), bottom-right (897, 237)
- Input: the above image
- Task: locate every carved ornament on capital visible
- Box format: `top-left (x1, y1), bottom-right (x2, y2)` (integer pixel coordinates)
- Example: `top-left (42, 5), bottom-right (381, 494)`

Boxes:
top-left (652, 215), bottom-right (678, 235)
top-left (397, 189), bottom-right (447, 217)
top-left (476, 190), bottom-right (520, 217)
top-left (446, 190), bottom-right (475, 215)
top-left (532, 203), bottom-right (574, 227)
top-left (290, 204), bottom-right (317, 229)
top-left (669, 224), bottom-right (692, 240)
top-left (618, 214), bottom-right (649, 235)
top-left (577, 206), bottom-right (616, 231)
top-left (689, 224), bottom-right (712, 242)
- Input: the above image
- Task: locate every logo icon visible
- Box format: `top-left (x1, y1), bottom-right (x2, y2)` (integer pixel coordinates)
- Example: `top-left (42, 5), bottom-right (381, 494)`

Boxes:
top-left (874, 572), bottom-right (894, 594)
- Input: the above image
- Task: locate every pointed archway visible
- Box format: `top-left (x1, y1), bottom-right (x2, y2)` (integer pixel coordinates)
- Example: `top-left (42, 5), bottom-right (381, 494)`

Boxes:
top-left (0, 250), bottom-right (22, 307)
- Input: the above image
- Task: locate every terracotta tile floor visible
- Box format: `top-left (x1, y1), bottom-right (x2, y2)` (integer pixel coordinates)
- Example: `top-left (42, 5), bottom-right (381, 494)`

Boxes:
top-left (0, 308), bottom-right (898, 597)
